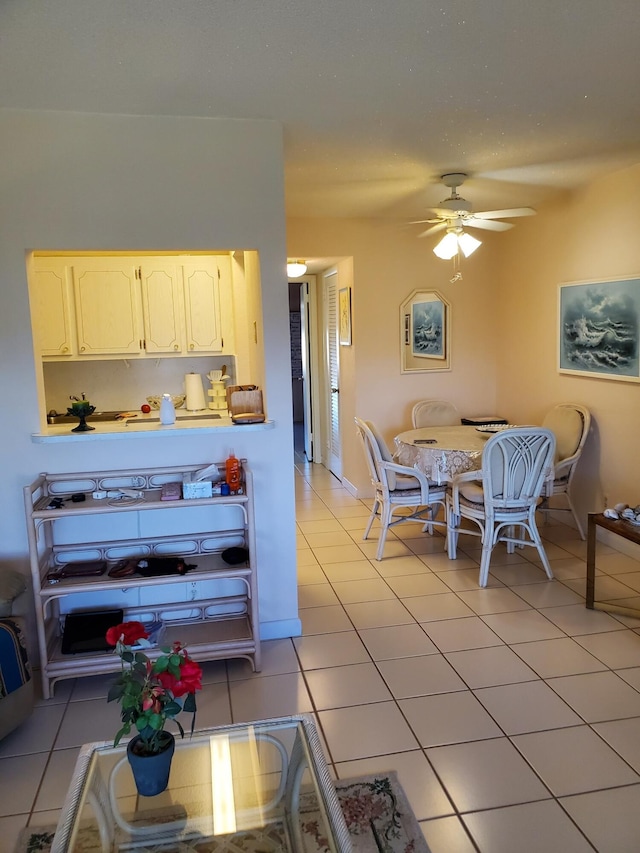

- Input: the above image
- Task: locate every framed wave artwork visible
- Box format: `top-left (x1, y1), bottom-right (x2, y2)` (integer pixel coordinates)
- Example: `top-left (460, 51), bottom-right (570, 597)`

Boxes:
top-left (558, 276), bottom-right (640, 383)
top-left (400, 289), bottom-right (451, 373)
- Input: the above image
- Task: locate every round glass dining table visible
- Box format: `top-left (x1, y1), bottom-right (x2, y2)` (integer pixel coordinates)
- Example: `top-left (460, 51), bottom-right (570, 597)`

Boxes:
top-left (394, 425), bottom-right (491, 484)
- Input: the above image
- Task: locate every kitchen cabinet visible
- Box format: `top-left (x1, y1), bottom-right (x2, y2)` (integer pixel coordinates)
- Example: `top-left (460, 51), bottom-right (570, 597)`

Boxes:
top-left (31, 258), bottom-right (76, 357)
top-left (183, 260), bottom-right (223, 352)
top-left (72, 259), bottom-right (142, 355)
top-left (139, 261), bottom-right (183, 353)
top-left (31, 255), bottom-right (233, 359)
top-left (24, 461), bottom-right (261, 699)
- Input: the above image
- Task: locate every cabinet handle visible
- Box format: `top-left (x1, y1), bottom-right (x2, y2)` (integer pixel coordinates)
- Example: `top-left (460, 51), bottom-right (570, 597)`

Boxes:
top-left (174, 344), bottom-right (179, 351)
top-left (189, 343), bottom-right (195, 350)
top-left (80, 346), bottom-right (86, 352)
top-left (61, 346), bottom-right (69, 353)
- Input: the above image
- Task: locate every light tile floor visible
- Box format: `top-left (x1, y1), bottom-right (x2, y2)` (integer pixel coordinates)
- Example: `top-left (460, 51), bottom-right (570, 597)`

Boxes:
top-left (2, 454), bottom-right (640, 852)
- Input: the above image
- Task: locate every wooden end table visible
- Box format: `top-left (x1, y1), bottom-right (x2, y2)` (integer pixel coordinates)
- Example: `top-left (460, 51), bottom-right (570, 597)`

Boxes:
top-left (586, 512), bottom-right (640, 617)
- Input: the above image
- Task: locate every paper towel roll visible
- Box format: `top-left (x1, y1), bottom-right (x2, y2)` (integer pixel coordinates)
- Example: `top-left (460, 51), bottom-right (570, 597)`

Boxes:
top-left (185, 373), bottom-right (206, 411)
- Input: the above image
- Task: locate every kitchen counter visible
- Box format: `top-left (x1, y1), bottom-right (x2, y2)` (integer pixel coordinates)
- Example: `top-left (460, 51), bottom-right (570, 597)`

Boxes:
top-left (32, 410), bottom-right (273, 443)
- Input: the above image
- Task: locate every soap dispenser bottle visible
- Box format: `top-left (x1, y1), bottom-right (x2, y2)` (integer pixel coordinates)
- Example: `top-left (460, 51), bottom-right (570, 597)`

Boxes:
top-left (159, 394), bottom-right (176, 425)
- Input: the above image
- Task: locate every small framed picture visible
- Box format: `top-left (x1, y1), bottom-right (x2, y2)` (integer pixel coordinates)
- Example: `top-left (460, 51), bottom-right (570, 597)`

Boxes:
top-left (339, 287), bottom-right (352, 345)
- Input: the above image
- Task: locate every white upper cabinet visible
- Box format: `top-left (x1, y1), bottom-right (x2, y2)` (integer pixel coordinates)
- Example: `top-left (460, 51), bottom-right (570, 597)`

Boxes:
top-left (31, 255), bottom-right (233, 359)
top-left (72, 259), bottom-right (142, 355)
top-left (31, 259), bottom-right (75, 356)
top-left (183, 260), bottom-right (223, 352)
top-left (139, 261), bottom-right (183, 353)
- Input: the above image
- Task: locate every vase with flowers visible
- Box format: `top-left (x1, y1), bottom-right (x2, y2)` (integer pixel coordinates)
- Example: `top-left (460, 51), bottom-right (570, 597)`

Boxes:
top-left (106, 620), bottom-right (203, 796)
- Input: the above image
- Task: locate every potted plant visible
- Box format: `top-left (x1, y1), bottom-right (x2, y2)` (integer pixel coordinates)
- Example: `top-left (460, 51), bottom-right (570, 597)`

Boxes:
top-left (106, 620), bottom-right (203, 796)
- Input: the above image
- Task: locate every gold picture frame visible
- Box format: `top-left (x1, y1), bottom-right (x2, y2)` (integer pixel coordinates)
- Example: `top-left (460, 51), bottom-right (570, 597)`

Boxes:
top-left (339, 287), bottom-right (352, 345)
top-left (400, 289), bottom-right (451, 373)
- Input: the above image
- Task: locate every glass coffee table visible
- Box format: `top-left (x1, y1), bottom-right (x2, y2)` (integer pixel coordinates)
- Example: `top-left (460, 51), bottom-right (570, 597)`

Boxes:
top-left (52, 715), bottom-right (351, 852)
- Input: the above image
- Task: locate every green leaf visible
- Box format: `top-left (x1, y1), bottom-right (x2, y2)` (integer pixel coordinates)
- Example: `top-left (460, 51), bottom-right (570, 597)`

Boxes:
top-left (154, 656), bottom-right (169, 673)
top-left (114, 722), bottom-right (131, 747)
top-left (183, 693), bottom-right (197, 714)
top-left (107, 684), bottom-right (125, 703)
top-left (164, 699), bottom-right (181, 717)
top-left (148, 712), bottom-right (164, 730)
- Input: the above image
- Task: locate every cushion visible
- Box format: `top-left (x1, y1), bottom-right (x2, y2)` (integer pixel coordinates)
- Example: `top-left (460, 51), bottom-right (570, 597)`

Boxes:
top-left (0, 570), bottom-right (27, 618)
top-left (366, 421), bottom-right (397, 490)
top-left (458, 481), bottom-right (485, 503)
top-left (542, 406), bottom-right (583, 463)
top-left (393, 473), bottom-right (421, 491)
top-left (0, 618), bottom-right (31, 698)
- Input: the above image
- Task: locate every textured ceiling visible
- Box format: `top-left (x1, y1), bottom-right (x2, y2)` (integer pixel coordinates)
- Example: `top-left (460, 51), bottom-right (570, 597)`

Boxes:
top-left (2, 0), bottom-right (640, 220)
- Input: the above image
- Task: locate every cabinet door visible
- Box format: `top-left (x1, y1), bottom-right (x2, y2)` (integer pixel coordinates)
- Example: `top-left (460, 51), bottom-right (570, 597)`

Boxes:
top-left (72, 261), bottom-right (143, 355)
top-left (139, 261), bottom-right (184, 353)
top-left (183, 260), bottom-right (223, 352)
top-left (31, 260), bottom-right (75, 356)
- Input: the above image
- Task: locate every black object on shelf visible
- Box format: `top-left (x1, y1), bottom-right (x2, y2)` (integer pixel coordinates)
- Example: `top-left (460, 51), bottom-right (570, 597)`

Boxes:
top-left (61, 609), bottom-right (124, 654)
top-left (221, 547), bottom-right (249, 565)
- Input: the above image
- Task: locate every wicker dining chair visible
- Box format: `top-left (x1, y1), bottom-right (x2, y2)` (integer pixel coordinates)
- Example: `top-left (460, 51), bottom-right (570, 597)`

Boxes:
top-left (355, 417), bottom-right (447, 560)
top-left (446, 427), bottom-right (556, 587)
top-left (539, 403), bottom-right (591, 539)
top-left (411, 400), bottom-right (460, 428)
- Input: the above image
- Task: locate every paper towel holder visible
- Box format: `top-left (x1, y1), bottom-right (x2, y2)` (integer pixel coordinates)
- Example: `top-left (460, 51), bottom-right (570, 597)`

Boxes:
top-left (185, 372), bottom-right (207, 411)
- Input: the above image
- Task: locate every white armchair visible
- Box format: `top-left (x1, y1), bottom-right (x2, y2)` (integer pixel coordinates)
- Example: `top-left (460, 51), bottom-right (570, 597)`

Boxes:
top-left (355, 417), bottom-right (447, 560)
top-left (446, 427), bottom-right (556, 587)
top-left (411, 400), bottom-right (460, 428)
top-left (539, 404), bottom-right (591, 538)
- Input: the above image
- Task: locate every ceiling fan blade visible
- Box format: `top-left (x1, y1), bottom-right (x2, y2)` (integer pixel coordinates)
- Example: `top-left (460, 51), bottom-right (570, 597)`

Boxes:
top-left (464, 218), bottom-right (514, 232)
top-left (472, 207), bottom-right (536, 220)
top-left (409, 217), bottom-right (442, 225)
top-left (417, 222), bottom-right (448, 238)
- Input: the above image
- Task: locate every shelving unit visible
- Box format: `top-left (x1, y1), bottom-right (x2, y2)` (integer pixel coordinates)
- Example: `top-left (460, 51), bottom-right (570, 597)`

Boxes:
top-left (24, 462), bottom-right (261, 698)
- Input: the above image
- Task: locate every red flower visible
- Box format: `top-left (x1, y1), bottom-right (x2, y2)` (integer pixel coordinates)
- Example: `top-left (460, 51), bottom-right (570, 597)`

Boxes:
top-left (158, 657), bottom-right (203, 697)
top-left (105, 621), bottom-right (149, 647)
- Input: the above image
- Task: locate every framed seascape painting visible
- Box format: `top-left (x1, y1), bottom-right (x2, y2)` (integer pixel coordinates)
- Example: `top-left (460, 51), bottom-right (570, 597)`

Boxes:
top-left (400, 290), bottom-right (451, 373)
top-left (559, 277), bottom-right (640, 383)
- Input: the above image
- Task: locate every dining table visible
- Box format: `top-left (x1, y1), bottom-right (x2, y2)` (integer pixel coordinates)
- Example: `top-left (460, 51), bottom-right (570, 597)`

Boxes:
top-left (394, 424), bottom-right (498, 484)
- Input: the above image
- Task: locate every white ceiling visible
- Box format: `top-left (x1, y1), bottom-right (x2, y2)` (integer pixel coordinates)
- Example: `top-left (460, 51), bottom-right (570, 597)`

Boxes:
top-left (2, 0), bottom-right (640, 221)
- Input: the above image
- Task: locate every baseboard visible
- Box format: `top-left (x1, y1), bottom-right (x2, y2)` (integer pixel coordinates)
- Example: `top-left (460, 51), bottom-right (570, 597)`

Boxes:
top-left (259, 618), bottom-right (302, 640)
top-left (341, 477), bottom-right (360, 498)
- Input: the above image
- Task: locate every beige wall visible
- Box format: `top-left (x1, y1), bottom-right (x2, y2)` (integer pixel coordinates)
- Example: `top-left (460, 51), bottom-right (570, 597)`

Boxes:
top-left (496, 163), bottom-right (640, 518)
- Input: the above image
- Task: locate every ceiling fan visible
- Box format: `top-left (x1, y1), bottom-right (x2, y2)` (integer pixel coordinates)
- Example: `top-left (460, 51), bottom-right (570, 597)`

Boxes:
top-left (412, 173), bottom-right (536, 258)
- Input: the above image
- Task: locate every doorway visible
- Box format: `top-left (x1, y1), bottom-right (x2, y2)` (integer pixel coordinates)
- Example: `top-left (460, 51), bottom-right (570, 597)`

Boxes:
top-left (323, 268), bottom-right (342, 480)
top-left (288, 279), bottom-right (317, 460)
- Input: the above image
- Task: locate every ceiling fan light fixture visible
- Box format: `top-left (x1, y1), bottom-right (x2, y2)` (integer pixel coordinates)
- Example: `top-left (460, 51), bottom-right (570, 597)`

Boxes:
top-left (457, 231), bottom-right (482, 257)
top-left (432, 232), bottom-right (460, 260)
top-left (433, 230), bottom-right (481, 260)
top-left (287, 260), bottom-right (307, 277)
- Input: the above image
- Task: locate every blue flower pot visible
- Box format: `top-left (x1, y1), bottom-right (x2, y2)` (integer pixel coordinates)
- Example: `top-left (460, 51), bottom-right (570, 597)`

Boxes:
top-left (127, 732), bottom-right (175, 796)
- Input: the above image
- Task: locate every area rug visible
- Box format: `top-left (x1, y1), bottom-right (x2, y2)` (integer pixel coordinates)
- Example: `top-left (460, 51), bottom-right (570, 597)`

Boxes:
top-left (14, 771), bottom-right (430, 853)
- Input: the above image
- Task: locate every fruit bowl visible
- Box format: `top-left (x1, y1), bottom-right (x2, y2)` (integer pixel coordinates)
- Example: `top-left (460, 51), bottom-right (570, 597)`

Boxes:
top-left (146, 394), bottom-right (186, 410)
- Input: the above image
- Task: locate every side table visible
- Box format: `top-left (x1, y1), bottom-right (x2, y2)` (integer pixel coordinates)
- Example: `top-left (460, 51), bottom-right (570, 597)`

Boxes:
top-left (52, 715), bottom-right (352, 853)
top-left (586, 512), bottom-right (640, 617)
